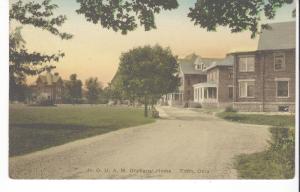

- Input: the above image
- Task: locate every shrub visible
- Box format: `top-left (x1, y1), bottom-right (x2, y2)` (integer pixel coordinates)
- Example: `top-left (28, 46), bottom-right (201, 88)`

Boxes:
top-left (183, 102), bottom-right (189, 108)
top-left (151, 108), bottom-right (159, 118)
top-left (224, 106), bottom-right (237, 112)
top-left (193, 103), bottom-right (202, 108)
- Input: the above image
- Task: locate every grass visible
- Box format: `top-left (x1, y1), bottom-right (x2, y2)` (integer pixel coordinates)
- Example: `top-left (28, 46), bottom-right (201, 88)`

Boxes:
top-left (190, 107), bottom-right (223, 115)
top-left (217, 111), bottom-right (295, 179)
top-left (234, 127), bottom-right (295, 179)
top-left (217, 112), bottom-right (295, 128)
top-left (9, 104), bottom-right (155, 157)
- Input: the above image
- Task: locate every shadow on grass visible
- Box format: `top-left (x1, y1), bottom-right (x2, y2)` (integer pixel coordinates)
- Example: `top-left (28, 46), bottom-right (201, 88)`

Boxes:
top-left (9, 123), bottom-right (120, 157)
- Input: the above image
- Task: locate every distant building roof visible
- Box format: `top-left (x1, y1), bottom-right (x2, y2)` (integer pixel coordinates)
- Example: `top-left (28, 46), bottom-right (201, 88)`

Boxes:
top-left (205, 55), bottom-right (234, 71)
top-left (179, 55), bottom-right (222, 75)
top-left (37, 71), bottom-right (62, 85)
top-left (257, 21), bottom-right (296, 51)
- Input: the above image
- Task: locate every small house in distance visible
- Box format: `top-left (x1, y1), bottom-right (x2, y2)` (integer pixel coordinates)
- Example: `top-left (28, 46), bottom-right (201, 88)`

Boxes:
top-left (29, 69), bottom-right (64, 104)
top-left (231, 21), bottom-right (296, 112)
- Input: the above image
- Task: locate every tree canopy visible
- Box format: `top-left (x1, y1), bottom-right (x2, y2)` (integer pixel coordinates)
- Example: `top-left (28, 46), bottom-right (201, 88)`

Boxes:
top-left (75, 0), bottom-right (294, 37)
top-left (188, 0), bottom-right (294, 38)
top-left (64, 74), bottom-right (83, 104)
top-left (118, 45), bottom-right (180, 116)
top-left (76, 0), bottom-right (179, 34)
top-left (85, 77), bottom-right (103, 104)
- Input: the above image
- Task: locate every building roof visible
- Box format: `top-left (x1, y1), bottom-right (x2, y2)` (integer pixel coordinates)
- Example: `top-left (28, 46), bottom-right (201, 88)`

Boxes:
top-left (258, 21), bottom-right (296, 51)
top-left (179, 55), bottom-right (222, 75)
top-left (37, 71), bottom-right (62, 85)
top-left (204, 55), bottom-right (234, 71)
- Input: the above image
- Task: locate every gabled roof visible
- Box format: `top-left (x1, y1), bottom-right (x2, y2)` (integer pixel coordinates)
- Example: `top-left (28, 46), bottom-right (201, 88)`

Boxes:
top-left (179, 55), bottom-right (222, 75)
top-left (258, 21), bottom-right (296, 51)
top-left (205, 55), bottom-right (234, 71)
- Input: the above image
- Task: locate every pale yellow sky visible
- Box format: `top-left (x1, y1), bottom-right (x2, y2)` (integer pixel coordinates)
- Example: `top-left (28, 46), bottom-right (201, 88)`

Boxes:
top-left (10, 0), bottom-right (296, 86)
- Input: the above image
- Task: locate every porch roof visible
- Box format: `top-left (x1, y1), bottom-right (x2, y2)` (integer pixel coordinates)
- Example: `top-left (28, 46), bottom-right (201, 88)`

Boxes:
top-left (193, 82), bottom-right (217, 88)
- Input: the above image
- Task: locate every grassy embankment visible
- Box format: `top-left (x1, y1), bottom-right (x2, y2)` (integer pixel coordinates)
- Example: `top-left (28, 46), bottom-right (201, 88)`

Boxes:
top-left (217, 111), bottom-right (295, 179)
top-left (9, 105), bottom-right (155, 156)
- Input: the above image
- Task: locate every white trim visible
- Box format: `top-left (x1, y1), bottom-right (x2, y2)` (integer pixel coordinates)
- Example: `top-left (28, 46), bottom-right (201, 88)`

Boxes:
top-left (238, 79), bottom-right (255, 82)
top-left (276, 80), bottom-right (290, 98)
top-left (275, 77), bottom-right (291, 81)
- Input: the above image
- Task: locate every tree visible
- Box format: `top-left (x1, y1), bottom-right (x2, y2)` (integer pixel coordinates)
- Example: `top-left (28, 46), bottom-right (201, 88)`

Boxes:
top-left (9, 0), bottom-right (72, 101)
top-left (85, 77), bottom-right (103, 104)
top-left (118, 45), bottom-right (180, 117)
top-left (75, 0), bottom-right (294, 37)
top-left (76, 0), bottom-right (179, 34)
top-left (188, 0), bottom-right (295, 38)
top-left (65, 74), bottom-right (83, 104)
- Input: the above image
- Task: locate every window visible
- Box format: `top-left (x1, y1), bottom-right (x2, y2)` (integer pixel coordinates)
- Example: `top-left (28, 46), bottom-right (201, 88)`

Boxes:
top-left (239, 80), bottom-right (255, 98)
top-left (278, 105), bottom-right (289, 112)
top-left (239, 56), bottom-right (255, 72)
top-left (228, 72), bottom-right (233, 79)
top-left (195, 64), bottom-right (201, 70)
top-left (276, 81), bottom-right (289, 97)
top-left (274, 53), bottom-right (285, 71)
top-left (228, 87), bottom-right (233, 99)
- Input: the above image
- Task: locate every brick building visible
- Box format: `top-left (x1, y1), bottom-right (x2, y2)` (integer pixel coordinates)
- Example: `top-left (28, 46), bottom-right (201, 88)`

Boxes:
top-left (29, 70), bottom-right (64, 104)
top-left (232, 21), bottom-right (296, 112)
top-left (193, 55), bottom-right (234, 107)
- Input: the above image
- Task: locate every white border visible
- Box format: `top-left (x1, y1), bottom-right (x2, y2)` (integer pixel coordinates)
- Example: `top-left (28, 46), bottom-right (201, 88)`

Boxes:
top-left (0, 1), bottom-right (299, 192)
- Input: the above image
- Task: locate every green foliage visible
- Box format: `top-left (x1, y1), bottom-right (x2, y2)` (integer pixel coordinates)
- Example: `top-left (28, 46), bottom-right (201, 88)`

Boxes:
top-left (235, 127), bottom-right (295, 179)
top-left (188, 0), bottom-right (294, 38)
top-left (224, 106), bottom-right (237, 112)
top-left (9, 105), bottom-right (155, 156)
top-left (9, 0), bottom-right (72, 101)
top-left (217, 112), bottom-right (295, 128)
top-left (76, 0), bottom-right (179, 34)
top-left (64, 74), bottom-right (83, 104)
top-left (85, 77), bottom-right (103, 104)
top-left (10, 0), bottom-right (72, 40)
top-left (75, 0), bottom-right (293, 37)
top-left (118, 45), bottom-right (180, 116)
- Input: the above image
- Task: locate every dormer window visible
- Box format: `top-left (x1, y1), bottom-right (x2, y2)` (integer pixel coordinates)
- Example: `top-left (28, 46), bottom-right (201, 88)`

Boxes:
top-left (195, 64), bottom-right (201, 70)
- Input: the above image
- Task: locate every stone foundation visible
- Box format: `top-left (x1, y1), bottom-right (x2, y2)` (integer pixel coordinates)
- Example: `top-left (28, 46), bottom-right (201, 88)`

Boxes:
top-left (233, 102), bottom-right (295, 112)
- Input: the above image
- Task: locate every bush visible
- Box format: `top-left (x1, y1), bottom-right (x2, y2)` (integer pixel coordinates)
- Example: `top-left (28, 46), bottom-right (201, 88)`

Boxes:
top-left (183, 102), bottom-right (189, 108)
top-left (224, 106), bottom-right (237, 112)
top-left (190, 102), bottom-right (202, 108)
top-left (151, 108), bottom-right (160, 118)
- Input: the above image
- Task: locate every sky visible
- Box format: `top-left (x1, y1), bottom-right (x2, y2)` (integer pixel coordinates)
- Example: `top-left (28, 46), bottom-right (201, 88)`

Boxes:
top-left (10, 0), bottom-right (296, 86)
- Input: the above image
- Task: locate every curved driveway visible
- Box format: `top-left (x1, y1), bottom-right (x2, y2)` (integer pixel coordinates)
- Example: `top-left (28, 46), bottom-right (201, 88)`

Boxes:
top-left (9, 106), bottom-right (270, 179)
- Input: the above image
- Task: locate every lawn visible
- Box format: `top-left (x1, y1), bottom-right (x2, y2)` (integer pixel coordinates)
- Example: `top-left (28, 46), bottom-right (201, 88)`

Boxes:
top-left (9, 104), bottom-right (155, 156)
top-left (217, 111), bottom-right (295, 179)
top-left (217, 112), bottom-right (295, 128)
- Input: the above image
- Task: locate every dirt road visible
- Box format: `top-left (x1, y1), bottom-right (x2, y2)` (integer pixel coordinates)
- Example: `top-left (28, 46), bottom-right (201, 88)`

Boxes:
top-left (9, 107), bottom-right (270, 179)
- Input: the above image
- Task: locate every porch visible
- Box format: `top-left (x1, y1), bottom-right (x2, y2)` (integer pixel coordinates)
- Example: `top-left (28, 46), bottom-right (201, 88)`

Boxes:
top-left (193, 82), bottom-right (218, 104)
top-left (161, 92), bottom-right (184, 106)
